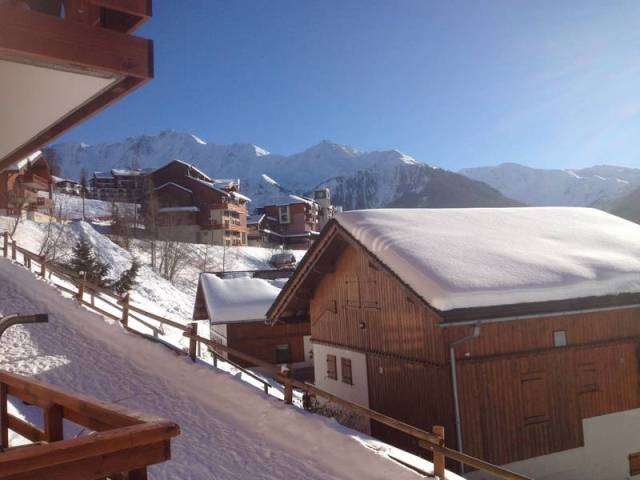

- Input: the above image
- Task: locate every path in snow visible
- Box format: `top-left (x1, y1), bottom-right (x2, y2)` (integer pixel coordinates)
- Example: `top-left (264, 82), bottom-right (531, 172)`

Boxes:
top-left (0, 258), bottom-right (433, 480)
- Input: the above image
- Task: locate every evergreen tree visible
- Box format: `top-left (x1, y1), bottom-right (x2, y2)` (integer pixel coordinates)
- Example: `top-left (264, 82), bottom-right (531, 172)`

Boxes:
top-left (69, 238), bottom-right (110, 286)
top-left (112, 258), bottom-right (140, 294)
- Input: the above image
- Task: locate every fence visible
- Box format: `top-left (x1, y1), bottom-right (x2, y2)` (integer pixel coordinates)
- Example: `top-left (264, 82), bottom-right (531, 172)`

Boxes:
top-left (0, 231), bottom-right (532, 480)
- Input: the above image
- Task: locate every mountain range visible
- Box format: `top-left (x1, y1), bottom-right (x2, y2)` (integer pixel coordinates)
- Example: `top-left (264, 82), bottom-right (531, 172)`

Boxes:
top-left (45, 131), bottom-right (640, 222)
top-left (45, 131), bottom-right (519, 210)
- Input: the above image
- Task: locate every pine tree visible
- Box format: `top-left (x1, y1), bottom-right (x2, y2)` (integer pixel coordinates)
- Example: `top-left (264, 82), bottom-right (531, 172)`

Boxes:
top-left (112, 258), bottom-right (140, 295)
top-left (69, 238), bottom-right (111, 286)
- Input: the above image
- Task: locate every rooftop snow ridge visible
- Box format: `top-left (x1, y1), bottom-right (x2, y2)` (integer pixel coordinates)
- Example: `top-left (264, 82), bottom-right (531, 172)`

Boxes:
top-left (336, 207), bottom-right (640, 311)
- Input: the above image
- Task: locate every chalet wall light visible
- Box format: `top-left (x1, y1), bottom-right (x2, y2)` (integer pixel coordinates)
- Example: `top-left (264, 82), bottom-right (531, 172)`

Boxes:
top-left (358, 321), bottom-right (366, 329)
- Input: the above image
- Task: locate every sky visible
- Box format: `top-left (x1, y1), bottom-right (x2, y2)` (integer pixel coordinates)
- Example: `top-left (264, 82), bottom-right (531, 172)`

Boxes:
top-left (59, 0), bottom-right (640, 171)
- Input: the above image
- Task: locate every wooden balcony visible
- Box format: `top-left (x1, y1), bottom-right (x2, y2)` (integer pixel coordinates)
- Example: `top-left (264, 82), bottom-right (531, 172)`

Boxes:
top-left (0, 369), bottom-right (179, 480)
top-left (0, 0), bottom-right (154, 171)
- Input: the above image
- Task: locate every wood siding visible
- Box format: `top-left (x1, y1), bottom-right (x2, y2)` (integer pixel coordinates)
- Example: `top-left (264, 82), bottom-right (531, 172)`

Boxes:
top-left (310, 245), bottom-right (446, 363)
top-left (457, 339), bottom-right (640, 465)
top-left (227, 321), bottom-right (310, 367)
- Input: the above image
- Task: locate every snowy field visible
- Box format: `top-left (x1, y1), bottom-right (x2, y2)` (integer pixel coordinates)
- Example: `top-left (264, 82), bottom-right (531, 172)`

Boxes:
top-left (0, 257), bottom-right (457, 479)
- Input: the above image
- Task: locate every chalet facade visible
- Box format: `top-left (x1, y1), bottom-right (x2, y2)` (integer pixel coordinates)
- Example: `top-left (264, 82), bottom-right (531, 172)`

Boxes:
top-left (53, 176), bottom-right (82, 196)
top-left (0, 151), bottom-right (52, 216)
top-left (90, 168), bottom-right (151, 202)
top-left (145, 160), bottom-right (250, 245)
top-left (256, 195), bottom-right (320, 249)
top-left (268, 207), bottom-right (640, 480)
top-left (193, 271), bottom-right (311, 374)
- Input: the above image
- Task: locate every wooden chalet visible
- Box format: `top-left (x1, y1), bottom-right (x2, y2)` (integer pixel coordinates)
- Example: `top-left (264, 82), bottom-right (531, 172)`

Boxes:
top-left (90, 168), bottom-right (151, 202)
top-left (0, 1), bottom-right (182, 477)
top-left (267, 207), bottom-right (640, 479)
top-left (258, 195), bottom-right (321, 249)
top-left (145, 159), bottom-right (250, 246)
top-left (0, 150), bottom-right (52, 216)
top-left (193, 271), bottom-right (311, 374)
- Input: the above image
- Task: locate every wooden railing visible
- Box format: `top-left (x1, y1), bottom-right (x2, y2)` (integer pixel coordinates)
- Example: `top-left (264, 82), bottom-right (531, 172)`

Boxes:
top-left (0, 370), bottom-right (179, 479)
top-left (0, 232), bottom-right (532, 480)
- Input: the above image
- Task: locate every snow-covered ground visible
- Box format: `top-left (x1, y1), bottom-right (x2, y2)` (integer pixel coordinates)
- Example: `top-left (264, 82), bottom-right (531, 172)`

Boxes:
top-left (0, 257), bottom-right (458, 479)
top-left (53, 193), bottom-right (135, 221)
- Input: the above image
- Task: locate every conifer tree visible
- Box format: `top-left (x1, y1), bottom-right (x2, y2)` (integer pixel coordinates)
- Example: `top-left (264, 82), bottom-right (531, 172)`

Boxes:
top-left (112, 258), bottom-right (140, 294)
top-left (69, 238), bottom-right (110, 286)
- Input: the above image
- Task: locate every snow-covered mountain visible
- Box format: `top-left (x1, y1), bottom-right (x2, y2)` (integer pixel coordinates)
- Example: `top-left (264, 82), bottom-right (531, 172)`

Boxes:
top-left (460, 163), bottom-right (640, 207)
top-left (46, 131), bottom-right (518, 210)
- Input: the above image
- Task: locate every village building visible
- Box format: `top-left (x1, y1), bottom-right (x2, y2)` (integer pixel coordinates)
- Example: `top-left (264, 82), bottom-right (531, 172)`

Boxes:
top-left (193, 271), bottom-right (311, 375)
top-left (90, 168), bottom-right (151, 202)
top-left (247, 213), bottom-right (268, 246)
top-left (268, 207), bottom-right (640, 479)
top-left (0, 150), bottom-right (53, 217)
top-left (52, 176), bottom-right (82, 196)
top-left (255, 194), bottom-right (321, 249)
top-left (145, 159), bottom-right (250, 245)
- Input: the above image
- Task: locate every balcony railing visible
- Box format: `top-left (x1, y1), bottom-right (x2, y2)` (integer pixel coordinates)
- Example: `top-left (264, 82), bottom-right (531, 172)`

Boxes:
top-left (0, 369), bottom-right (179, 480)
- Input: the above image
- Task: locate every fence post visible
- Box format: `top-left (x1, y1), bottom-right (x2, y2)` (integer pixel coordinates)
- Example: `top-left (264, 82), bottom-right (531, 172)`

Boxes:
top-left (2, 232), bottom-right (7, 258)
top-left (188, 322), bottom-right (198, 362)
top-left (432, 425), bottom-right (445, 479)
top-left (40, 255), bottom-right (46, 277)
top-left (121, 293), bottom-right (130, 328)
top-left (11, 241), bottom-right (16, 261)
top-left (283, 367), bottom-right (293, 405)
top-left (76, 272), bottom-right (85, 302)
top-left (0, 383), bottom-right (8, 449)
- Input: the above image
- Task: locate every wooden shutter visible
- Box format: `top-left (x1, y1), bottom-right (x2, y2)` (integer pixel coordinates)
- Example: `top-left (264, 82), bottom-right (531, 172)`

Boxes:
top-left (326, 354), bottom-right (337, 380)
top-left (341, 358), bottom-right (353, 385)
top-left (346, 277), bottom-right (360, 308)
top-left (629, 452), bottom-right (640, 476)
top-left (521, 372), bottom-right (550, 426)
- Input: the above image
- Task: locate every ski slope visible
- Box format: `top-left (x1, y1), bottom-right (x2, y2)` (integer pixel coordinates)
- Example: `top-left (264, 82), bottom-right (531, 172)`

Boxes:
top-left (0, 258), bottom-right (460, 479)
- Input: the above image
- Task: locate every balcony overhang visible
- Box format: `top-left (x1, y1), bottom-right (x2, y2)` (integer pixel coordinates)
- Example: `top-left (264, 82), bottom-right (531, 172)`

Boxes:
top-left (0, 2), bottom-right (154, 171)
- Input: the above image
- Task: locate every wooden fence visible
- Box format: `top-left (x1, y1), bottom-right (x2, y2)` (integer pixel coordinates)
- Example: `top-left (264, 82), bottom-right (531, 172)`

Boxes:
top-left (0, 231), bottom-right (532, 480)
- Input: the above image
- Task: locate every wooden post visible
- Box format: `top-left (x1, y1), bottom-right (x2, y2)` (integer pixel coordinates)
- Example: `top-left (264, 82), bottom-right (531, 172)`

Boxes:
top-left (121, 293), bottom-right (130, 328)
top-left (40, 255), bottom-right (46, 277)
top-left (433, 425), bottom-right (445, 479)
top-left (44, 404), bottom-right (64, 442)
top-left (2, 232), bottom-right (7, 258)
top-left (283, 368), bottom-right (293, 405)
top-left (76, 272), bottom-right (86, 302)
top-left (0, 383), bottom-right (8, 449)
top-left (211, 350), bottom-right (218, 368)
top-left (188, 322), bottom-right (198, 362)
top-left (11, 240), bottom-right (16, 261)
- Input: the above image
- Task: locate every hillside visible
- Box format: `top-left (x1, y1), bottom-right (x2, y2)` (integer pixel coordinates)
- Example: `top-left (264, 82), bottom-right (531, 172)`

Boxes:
top-left (606, 186), bottom-right (640, 224)
top-left (460, 162), bottom-right (640, 207)
top-left (46, 131), bottom-right (519, 210)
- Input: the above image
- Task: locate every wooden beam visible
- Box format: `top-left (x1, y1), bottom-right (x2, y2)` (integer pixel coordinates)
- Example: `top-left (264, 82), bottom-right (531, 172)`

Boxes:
top-left (90, 0), bottom-right (151, 18)
top-left (0, 7), bottom-right (154, 79)
top-left (1, 383), bottom-right (8, 449)
top-left (7, 414), bottom-right (45, 443)
top-left (0, 421), bottom-right (178, 476)
top-left (43, 404), bottom-right (64, 442)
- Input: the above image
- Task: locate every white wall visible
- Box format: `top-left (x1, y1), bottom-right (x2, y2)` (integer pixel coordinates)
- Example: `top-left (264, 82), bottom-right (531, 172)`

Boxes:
top-left (312, 342), bottom-right (369, 408)
top-left (467, 408), bottom-right (640, 480)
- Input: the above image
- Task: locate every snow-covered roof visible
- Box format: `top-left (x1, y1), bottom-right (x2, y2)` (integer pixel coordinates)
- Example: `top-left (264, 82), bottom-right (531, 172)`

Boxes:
top-left (158, 206), bottom-right (199, 213)
top-left (191, 177), bottom-right (251, 202)
top-left (336, 208), bottom-right (640, 312)
top-left (266, 194), bottom-right (317, 207)
top-left (247, 213), bottom-right (265, 225)
top-left (112, 168), bottom-right (145, 177)
top-left (199, 274), bottom-right (287, 323)
top-left (154, 182), bottom-right (193, 194)
top-left (93, 171), bottom-right (113, 179)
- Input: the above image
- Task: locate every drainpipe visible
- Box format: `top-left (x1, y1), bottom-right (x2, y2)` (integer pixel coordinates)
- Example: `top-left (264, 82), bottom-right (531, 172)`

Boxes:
top-left (449, 322), bottom-right (480, 474)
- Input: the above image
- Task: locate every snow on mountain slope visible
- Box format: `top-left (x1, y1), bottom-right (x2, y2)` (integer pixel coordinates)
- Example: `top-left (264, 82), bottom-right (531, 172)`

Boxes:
top-left (460, 163), bottom-right (640, 207)
top-left (46, 131), bottom-right (518, 210)
top-left (0, 258), bottom-right (452, 480)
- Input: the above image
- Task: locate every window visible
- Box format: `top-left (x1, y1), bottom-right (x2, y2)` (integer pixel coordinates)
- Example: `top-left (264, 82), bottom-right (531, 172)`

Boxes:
top-left (341, 358), bottom-right (353, 385)
top-left (279, 205), bottom-right (290, 224)
top-left (326, 354), bottom-right (337, 380)
top-left (275, 344), bottom-right (291, 364)
top-left (553, 330), bottom-right (567, 347)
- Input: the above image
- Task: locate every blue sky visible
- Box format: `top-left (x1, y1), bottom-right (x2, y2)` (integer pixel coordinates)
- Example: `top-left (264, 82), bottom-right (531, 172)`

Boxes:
top-left (60, 0), bottom-right (640, 170)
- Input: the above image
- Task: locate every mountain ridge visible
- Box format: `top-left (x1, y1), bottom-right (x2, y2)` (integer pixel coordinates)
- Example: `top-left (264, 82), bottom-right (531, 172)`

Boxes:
top-left (46, 131), bottom-right (518, 210)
